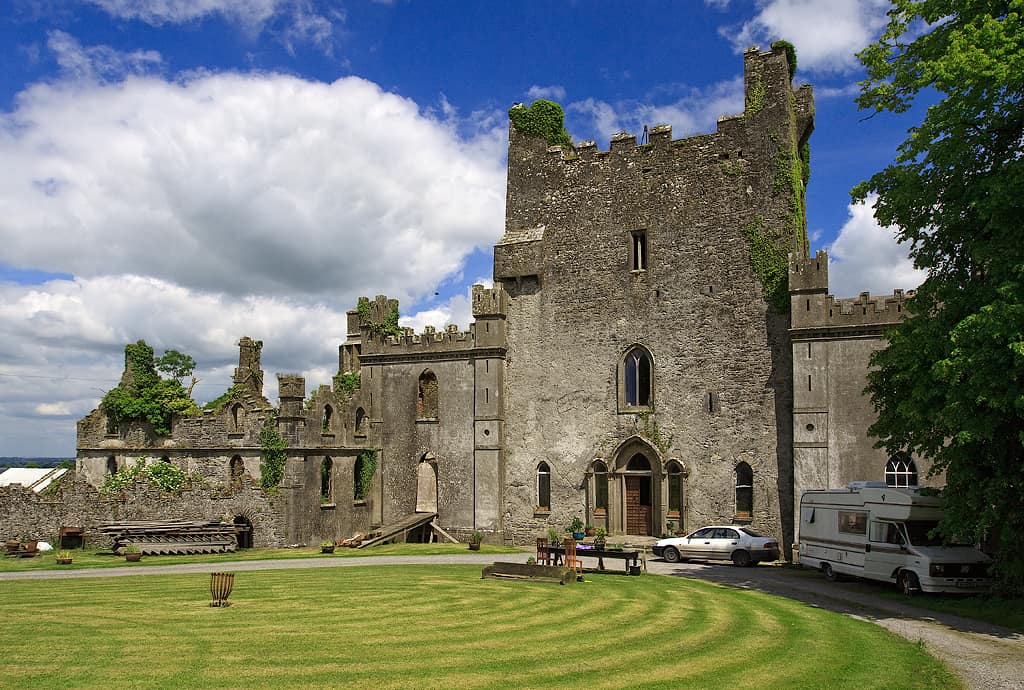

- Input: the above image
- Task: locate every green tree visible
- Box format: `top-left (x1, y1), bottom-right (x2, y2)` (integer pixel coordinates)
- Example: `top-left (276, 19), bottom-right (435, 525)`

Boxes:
top-left (854, 1), bottom-right (1024, 586)
top-left (101, 341), bottom-right (200, 435)
top-left (156, 349), bottom-right (199, 396)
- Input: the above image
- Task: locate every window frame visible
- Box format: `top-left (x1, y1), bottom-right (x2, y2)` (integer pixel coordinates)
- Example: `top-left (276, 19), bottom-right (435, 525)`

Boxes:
top-left (536, 461), bottom-right (551, 510)
top-left (619, 345), bottom-right (653, 412)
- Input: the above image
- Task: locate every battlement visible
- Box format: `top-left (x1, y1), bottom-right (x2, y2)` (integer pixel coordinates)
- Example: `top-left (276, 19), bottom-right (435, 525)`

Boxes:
top-left (789, 250), bottom-right (829, 294)
top-left (792, 288), bottom-right (913, 336)
top-left (472, 284), bottom-right (508, 317)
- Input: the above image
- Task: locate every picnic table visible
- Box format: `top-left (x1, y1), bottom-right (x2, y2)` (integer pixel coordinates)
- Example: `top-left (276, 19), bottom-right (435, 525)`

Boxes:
top-left (546, 544), bottom-right (642, 575)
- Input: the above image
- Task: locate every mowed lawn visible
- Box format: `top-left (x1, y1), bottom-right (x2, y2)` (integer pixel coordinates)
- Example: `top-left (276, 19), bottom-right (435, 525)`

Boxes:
top-left (1, 565), bottom-right (959, 690)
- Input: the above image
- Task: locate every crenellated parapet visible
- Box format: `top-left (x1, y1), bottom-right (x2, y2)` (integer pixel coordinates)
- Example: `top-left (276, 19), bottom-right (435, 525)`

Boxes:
top-left (499, 44), bottom-right (814, 284)
top-left (790, 250), bottom-right (913, 338)
top-left (472, 285), bottom-right (507, 317)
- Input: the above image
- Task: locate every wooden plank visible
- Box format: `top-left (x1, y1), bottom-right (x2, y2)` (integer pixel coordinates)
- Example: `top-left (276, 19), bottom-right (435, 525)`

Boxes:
top-left (357, 512), bottom-right (437, 548)
top-left (429, 521), bottom-right (459, 544)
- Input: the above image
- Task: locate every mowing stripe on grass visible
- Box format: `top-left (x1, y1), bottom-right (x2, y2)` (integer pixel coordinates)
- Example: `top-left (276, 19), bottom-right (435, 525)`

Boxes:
top-left (0, 564), bottom-right (961, 689)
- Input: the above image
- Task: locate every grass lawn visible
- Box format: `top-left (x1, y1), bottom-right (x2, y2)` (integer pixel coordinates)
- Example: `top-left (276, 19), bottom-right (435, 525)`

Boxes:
top-left (0, 542), bottom-right (523, 572)
top-left (0, 564), bottom-right (959, 689)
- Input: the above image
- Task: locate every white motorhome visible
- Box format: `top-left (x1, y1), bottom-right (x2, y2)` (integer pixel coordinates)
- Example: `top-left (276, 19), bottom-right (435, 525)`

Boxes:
top-left (799, 482), bottom-right (993, 594)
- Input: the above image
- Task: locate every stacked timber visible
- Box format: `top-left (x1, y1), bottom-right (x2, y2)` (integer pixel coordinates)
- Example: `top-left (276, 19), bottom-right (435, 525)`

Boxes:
top-left (96, 519), bottom-right (237, 555)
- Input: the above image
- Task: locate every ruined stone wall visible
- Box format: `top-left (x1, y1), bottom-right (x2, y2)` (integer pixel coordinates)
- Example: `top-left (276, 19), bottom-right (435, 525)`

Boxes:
top-left (498, 46), bottom-right (806, 545)
top-left (0, 472), bottom-right (286, 548)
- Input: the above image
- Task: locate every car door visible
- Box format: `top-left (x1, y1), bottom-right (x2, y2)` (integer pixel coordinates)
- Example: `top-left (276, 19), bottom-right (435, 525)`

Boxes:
top-left (681, 528), bottom-right (716, 559)
top-left (712, 528), bottom-right (741, 559)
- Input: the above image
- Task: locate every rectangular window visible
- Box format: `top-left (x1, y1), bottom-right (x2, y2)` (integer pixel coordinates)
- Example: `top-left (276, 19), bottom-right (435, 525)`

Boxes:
top-left (631, 231), bottom-right (647, 271)
top-left (838, 511), bottom-right (868, 535)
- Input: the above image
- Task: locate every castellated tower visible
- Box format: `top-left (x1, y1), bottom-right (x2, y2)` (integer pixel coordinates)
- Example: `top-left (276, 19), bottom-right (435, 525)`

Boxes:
top-left (496, 45), bottom-right (810, 546)
top-left (788, 250), bottom-right (935, 542)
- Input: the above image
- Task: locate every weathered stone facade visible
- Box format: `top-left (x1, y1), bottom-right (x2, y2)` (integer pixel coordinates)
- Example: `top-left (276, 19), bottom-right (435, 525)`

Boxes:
top-left (1, 46), bottom-right (923, 552)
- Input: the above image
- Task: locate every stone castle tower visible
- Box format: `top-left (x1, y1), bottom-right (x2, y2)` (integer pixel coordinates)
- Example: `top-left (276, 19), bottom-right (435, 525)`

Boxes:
top-left (496, 44), bottom-right (812, 545)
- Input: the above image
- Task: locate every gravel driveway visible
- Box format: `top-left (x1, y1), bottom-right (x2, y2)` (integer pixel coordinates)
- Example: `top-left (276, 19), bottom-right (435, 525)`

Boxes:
top-left (5, 552), bottom-right (1021, 689)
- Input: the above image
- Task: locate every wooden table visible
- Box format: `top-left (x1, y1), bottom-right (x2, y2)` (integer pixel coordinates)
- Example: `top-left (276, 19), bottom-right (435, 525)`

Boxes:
top-left (548, 545), bottom-right (642, 575)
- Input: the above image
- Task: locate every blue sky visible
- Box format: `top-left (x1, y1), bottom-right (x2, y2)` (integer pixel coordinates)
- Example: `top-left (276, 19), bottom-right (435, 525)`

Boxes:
top-left (0, 0), bottom-right (926, 456)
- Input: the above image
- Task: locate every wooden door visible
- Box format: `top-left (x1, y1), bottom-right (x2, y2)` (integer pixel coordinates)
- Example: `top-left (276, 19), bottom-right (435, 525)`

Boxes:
top-left (625, 476), bottom-right (652, 535)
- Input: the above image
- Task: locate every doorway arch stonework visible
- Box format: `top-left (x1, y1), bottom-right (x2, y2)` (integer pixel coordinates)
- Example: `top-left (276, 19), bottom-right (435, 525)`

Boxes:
top-left (605, 436), bottom-right (664, 537)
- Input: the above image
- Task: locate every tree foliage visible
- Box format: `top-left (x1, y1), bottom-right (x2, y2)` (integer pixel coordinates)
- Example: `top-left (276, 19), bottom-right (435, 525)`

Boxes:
top-left (854, 1), bottom-right (1024, 587)
top-left (101, 341), bottom-right (200, 435)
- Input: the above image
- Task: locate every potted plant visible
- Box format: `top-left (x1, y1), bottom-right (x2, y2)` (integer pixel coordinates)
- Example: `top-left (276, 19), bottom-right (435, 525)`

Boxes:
top-left (320, 540), bottom-right (336, 554)
top-left (568, 516), bottom-right (585, 540)
top-left (584, 524), bottom-right (596, 537)
top-left (468, 531), bottom-right (483, 551)
top-left (547, 527), bottom-right (561, 546)
top-left (55, 549), bottom-right (73, 565)
top-left (594, 527), bottom-right (607, 549)
top-left (123, 545), bottom-right (141, 562)
top-left (526, 556), bottom-right (537, 565)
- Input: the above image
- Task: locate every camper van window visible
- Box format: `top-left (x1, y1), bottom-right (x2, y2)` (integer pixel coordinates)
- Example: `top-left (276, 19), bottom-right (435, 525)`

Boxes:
top-left (870, 521), bottom-right (901, 543)
top-left (801, 507), bottom-right (815, 524)
top-left (904, 520), bottom-right (944, 547)
top-left (838, 511), bottom-right (867, 535)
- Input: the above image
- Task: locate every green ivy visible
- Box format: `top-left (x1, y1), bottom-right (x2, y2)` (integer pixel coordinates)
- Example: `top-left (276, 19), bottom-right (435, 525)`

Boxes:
top-left (745, 77), bottom-right (767, 115)
top-left (357, 297), bottom-right (403, 339)
top-left (771, 40), bottom-right (797, 80)
top-left (259, 416), bottom-right (287, 490)
top-left (100, 459), bottom-right (188, 495)
top-left (638, 407), bottom-right (674, 455)
top-left (743, 216), bottom-right (790, 313)
top-left (508, 100), bottom-right (573, 149)
top-left (202, 384), bottom-right (246, 412)
top-left (333, 372), bottom-right (361, 399)
top-left (800, 141), bottom-right (811, 186)
top-left (101, 341), bottom-right (200, 435)
top-left (356, 450), bottom-right (377, 501)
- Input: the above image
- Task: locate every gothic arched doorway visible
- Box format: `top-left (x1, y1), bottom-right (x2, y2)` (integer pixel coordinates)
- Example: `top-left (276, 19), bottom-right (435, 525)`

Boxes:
top-left (416, 453), bottom-right (438, 513)
top-left (624, 453), bottom-right (654, 536)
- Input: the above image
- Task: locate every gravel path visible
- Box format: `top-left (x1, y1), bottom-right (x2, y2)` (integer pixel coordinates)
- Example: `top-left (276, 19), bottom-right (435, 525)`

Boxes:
top-left (5, 552), bottom-right (1021, 689)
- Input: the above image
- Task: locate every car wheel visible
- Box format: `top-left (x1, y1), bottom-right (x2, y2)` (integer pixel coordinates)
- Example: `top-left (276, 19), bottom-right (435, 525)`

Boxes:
top-left (662, 546), bottom-right (681, 563)
top-left (822, 562), bottom-right (838, 582)
top-left (731, 550), bottom-right (752, 567)
top-left (898, 570), bottom-right (919, 596)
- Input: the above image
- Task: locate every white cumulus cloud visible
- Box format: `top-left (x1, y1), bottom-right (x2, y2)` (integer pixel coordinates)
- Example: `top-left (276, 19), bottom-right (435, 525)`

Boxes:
top-left (721, 0), bottom-right (891, 74)
top-left (826, 196), bottom-right (926, 298)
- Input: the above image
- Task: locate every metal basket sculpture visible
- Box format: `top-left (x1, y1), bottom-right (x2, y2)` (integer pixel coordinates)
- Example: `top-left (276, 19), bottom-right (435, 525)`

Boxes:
top-left (209, 572), bottom-right (235, 607)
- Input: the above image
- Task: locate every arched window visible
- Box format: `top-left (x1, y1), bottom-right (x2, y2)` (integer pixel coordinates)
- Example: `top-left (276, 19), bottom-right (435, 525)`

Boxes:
top-left (105, 416), bottom-right (118, 435)
top-left (229, 456), bottom-right (244, 486)
top-left (627, 453), bottom-right (651, 471)
top-left (592, 461), bottom-right (608, 512)
top-left (354, 407), bottom-right (366, 435)
top-left (320, 457), bottom-right (333, 502)
top-left (667, 462), bottom-right (684, 515)
top-left (735, 462), bottom-right (753, 516)
top-left (322, 405), bottom-right (333, 433)
top-left (885, 454), bottom-right (918, 487)
top-left (231, 403), bottom-right (244, 431)
top-left (106, 456), bottom-right (117, 476)
top-left (353, 454), bottom-right (366, 501)
top-left (621, 346), bottom-right (652, 409)
top-left (537, 462), bottom-right (551, 510)
top-left (160, 456), bottom-right (170, 464)
top-left (417, 370), bottom-right (438, 419)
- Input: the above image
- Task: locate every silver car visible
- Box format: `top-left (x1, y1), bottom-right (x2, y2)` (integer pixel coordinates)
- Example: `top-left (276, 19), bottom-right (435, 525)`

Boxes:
top-left (653, 525), bottom-right (780, 567)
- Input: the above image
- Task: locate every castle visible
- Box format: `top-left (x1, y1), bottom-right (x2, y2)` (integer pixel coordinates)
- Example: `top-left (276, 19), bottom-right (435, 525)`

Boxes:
top-left (0, 46), bottom-right (934, 551)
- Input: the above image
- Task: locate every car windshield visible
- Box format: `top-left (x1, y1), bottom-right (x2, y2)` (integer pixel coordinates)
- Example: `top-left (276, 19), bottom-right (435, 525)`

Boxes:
top-left (739, 527), bottom-right (764, 538)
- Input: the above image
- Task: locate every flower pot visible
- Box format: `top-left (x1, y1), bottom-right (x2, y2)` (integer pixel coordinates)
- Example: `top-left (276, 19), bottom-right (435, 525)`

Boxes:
top-left (321, 546), bottom-right (335, 554)
top-left (125, 553), bottom-right (141, 562)
top-left (585, 527), bottom-right (596, 537)
top-left (468, 542), bottom-right (481, 551)
top-left (572, 532), bottom-right (585, 540)
top-left (593, 541), bottom-right (606, 550)
top-left (56, 558), bottom-right (73, 565)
